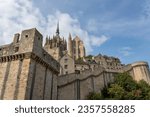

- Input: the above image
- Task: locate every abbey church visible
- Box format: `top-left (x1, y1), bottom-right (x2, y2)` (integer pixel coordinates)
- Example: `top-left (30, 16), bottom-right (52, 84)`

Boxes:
top-left (0, 23), bottom-right (150, 100)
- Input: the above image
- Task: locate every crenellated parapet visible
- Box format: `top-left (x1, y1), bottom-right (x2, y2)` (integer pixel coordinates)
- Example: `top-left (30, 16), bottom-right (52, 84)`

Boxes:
top-left (0, 52), bottom-right (60, 74)
top-left (0, 53), bottom-right (25, 62)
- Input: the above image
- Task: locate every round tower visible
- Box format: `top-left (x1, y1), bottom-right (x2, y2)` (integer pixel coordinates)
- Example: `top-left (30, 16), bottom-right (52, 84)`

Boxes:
top-left (131, 61), bottom-right (150, 84)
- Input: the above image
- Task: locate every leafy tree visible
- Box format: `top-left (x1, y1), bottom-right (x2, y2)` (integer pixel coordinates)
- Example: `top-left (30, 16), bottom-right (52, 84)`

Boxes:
top-left (85, 55), bottom-right (93, 59)
top-left (87, 92), bottom-right (102, 100)
top-left (108, 84), bottom-right (125, 99)
top-left (87, 72), bottom-right (150, 100)
top-left (138, 80), bottom-right (150, 99)
top-left (114, 73), bottom-right (137, 91)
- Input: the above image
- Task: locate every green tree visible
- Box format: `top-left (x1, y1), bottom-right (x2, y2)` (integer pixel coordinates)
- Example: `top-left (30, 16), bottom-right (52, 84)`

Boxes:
top-left (108, 84), bottom-right (125, 99)
top-left (87, 72), bottom-right (150, 100)
top-left (87, 92), bottom-right (102, 100)
top-left (138, 80), bottom-right (150, 99)
top-left (114, 73), bottom-right (137, 91)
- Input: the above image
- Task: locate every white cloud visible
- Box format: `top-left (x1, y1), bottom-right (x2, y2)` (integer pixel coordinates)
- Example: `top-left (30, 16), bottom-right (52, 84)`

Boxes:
top-left (0, 0), bottom-right (45, 44)
top-left (90, 35), bottom-right (109, 46)
top-left (119, 47), bottom-right (132, 57)
top-left (0, 0), bottom-right (108, 54)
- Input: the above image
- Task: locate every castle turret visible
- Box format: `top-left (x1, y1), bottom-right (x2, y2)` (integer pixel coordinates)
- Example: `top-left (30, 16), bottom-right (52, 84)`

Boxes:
top-left (19, 28), bottom-right (43, 55)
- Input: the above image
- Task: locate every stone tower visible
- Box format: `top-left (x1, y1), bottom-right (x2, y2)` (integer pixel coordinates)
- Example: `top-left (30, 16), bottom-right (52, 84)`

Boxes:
top-left (124, 61), bottom-right (150, 84)
top-left (0, 28), bottom-right (60, 100)
top-left (68, 33), bottom-right (73, 57)
top-left (68, 35), bottom-right (86, 60)
top-left (44, 22), bottom-right (67, 61)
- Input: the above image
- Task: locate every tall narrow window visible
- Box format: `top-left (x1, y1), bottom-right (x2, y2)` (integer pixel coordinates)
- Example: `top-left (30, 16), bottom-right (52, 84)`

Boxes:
top-left (64, 65), bottom-right (68, 69)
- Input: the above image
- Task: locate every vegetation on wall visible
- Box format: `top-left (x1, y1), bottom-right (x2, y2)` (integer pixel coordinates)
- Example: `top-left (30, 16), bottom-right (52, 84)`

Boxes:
top-left (84, 55), bottom-right (93, 59)
top-left (75, 57), bottom-right (86, 64)
top-left (87, 73), bottom-right (150, 100)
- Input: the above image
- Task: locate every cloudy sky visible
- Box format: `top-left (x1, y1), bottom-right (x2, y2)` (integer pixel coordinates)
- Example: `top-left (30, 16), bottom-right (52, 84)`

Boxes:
top-left (0, 0), bottom-right (150, 65)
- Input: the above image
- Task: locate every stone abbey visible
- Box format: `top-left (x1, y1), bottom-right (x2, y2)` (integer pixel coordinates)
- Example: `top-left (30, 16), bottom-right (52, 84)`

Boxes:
top-left (0, 24), bottom-right (150, 100)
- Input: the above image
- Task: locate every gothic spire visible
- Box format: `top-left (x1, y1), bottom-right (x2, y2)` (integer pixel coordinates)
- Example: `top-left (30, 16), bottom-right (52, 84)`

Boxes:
top-left (56, 21), bottom-right (60, 36)
top-left (69, 33), bottom-right (72, 40)
top-left (45, 36), bottom-right (49, 45)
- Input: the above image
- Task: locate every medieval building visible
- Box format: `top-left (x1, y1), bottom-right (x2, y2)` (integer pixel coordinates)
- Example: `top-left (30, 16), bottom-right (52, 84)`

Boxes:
top-left (68, 34), bottom-right (86, 60)
top-left (0, 28), bottom-right (59, 100)
top-left (44, 23), bottom-right (67, 61)
top-left (0, 26), bottom-right (150, 100)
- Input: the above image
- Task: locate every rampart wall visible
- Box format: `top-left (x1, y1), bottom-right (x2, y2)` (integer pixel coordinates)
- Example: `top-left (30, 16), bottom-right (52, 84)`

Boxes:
top-left (57, 66), bottom-right (119, 99)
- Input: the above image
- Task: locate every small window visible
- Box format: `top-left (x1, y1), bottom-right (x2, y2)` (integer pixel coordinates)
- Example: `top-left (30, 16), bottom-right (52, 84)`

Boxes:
top-left (15, 47), bottom-right (19, 52)
top-left (0, 48), bottom-right (1, 51)
top-left (64, 65), bottom-right (68, 69)
top-left (38, 37), bottom-right (40, 40)
top-left (64, 58), bottom-right (68, 63)
top-left (43, 52), bottom-right (46, 57)
top-left (25, 35), bottom-right (28, 38)
top-left (66, 71), bottom-right (68, 74)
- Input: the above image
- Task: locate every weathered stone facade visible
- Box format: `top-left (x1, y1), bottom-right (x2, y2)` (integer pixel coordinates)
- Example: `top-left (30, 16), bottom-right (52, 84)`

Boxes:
top-left (44, 23), bottom-right (86, 62)
top-left (94, 54), bottom-right (124, 70)
top-left (44, 23), bottom-right (67, 61)
top-left (59, 53), bottom-right (75, 75)
top-left (58, 66), bottom-right (117, 99)
top-left (123, 61), bottom-right (150, 84)
top-left (0, 28), bottom-right (60, 100)
top-left (68, 34), bottom-right (86, 60)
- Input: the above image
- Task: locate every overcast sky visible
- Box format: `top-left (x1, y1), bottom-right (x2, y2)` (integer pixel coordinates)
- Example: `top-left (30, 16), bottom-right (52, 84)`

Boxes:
top-left (0, 0), bottom-right (150, 65)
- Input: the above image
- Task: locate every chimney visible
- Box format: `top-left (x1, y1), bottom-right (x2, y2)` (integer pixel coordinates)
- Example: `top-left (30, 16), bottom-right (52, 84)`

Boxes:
top-left (13, 33), bottom-right (20, 44)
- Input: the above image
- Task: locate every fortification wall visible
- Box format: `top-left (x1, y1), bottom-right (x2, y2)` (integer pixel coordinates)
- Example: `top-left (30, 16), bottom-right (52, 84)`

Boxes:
top-left (0, 54), bottom-right (31, 99)
top-left (131, 61), bottom-right (150, 84)
top-left (0, 28), bottom-right (60, 100)
top-left (122, 61), bottom-right (150, 84)
top-left (57, 66), bottom-right (119, 100)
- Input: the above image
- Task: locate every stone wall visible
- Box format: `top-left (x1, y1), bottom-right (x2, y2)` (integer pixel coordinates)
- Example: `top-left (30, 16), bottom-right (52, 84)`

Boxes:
top-left (0, 57), bottom-right (31, 99)
top-left (0, 28), bottom-right (60, 100)
top-left (59, 53), bottom-right (75, 75)
top-left (57, 66), bottom-right (119, 100)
